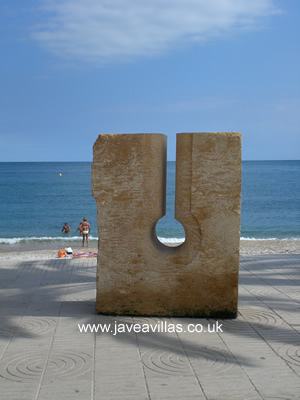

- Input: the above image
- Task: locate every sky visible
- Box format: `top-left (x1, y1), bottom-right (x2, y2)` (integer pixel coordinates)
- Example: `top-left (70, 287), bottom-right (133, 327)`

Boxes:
top-left (0, 0), bottom-right (299, 161)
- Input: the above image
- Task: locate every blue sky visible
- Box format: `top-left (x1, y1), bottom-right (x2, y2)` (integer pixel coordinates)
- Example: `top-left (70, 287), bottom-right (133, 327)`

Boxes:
top-left (0, 0), bottom-right (299, 161)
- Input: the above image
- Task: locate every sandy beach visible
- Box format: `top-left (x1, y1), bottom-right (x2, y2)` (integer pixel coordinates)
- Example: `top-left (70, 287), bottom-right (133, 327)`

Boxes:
top-left (0, 239), bottom-right (299, 261)
top-left (0, 240), bottom-right (99, 261)
top-left (239, 239), bottom-right (300, 256)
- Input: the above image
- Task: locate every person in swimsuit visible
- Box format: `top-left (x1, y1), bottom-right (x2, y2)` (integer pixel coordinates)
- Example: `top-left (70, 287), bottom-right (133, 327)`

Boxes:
top-left (62, 222), bottom-right (70, 233)
top-left (76, 222), bottom-right (83, 236)
top-left (81, 217), bottom-right (91, 247)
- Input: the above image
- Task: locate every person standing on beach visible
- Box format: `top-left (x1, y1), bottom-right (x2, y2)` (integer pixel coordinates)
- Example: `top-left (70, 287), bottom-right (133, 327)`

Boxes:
top-left (62, 222), bottom-right (70, 233)
top-left (82, 217), bottom-right (91, 247)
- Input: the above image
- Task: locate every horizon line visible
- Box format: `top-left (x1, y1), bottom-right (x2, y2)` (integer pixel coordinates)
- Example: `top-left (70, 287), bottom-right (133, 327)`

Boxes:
top-left (1, 159), bottom-right (300, 163)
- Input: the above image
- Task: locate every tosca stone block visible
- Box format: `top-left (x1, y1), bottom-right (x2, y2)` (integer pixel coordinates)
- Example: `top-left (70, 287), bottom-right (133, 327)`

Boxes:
top-left (91, 132), bottom-right (242, 317)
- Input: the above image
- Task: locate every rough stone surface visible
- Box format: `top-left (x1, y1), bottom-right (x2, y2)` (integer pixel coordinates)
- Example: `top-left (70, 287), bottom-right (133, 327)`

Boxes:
top-left (92, 132), bottom-right (242, 317)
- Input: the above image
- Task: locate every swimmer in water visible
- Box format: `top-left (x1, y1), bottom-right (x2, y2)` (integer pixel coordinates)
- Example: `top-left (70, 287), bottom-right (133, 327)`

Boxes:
top-left (62, 222), bottom-right (70, 234)
top-left (76, 222), bottom-right (83, 236)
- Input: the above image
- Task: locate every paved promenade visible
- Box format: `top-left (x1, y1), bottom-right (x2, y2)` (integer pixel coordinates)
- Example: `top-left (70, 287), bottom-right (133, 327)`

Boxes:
top-left (0, 255), bottom-right (299, 400)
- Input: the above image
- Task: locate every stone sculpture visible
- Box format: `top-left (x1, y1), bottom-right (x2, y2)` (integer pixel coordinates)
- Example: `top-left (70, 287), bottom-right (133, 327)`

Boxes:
top-left (92, 132), bottom-right (242, 317)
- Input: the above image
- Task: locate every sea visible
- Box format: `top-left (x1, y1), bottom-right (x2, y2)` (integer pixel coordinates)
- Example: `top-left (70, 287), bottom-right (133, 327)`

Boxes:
top-left (0, 161), bottom-right (299, 251)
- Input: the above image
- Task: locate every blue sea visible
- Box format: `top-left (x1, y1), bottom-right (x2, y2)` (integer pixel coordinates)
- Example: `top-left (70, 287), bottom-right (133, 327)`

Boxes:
top-left (0, 161), bottom-right (299, 250)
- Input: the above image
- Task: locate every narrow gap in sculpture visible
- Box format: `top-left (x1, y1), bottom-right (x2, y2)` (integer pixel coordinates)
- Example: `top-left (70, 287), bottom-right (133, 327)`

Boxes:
top-left (155, 161), bottom-right (186, 247)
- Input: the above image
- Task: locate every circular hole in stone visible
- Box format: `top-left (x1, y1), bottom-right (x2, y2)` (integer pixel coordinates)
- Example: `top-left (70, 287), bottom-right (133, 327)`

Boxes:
top-left (155, 215), bottom-right (185, 247)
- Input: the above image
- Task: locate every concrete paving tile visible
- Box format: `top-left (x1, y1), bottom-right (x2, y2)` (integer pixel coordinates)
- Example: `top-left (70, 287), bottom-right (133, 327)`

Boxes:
top-left (95, 395), bottom-right (149, 400)
top-left (95, 361), bottom-right (143, 376)
top-left (203, 385), bottom-right (262, 400)
top-left (1, 255), bottom-right (300, 399)
top-left (261, 393), bottom-right (300, 400)
top-left (0, 351), bottom-right (47, 385)
top-left (95, 349), bottom-right (144, 377)
top-left (94, 376), bottom-right (149, 399)
top-left (145, 375), bottom-right (203, 397)
top-left (287, 364), bottom-right (300, 377)
top-left (0, 380), bottom-right (40, 400)
top-left (95, 376), bottom-right (147, 393)
top-left (149, 397), bottom-right (205, 400)
top-left (242, 369), bottom-right (300, 389)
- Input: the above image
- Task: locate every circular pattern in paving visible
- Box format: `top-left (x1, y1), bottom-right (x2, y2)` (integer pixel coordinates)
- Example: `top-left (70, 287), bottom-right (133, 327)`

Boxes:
top-left (249, 288), bottom-right (282, 298)
top-left (19, 317), bottom-right (56, 335)
top-left (239, 308), bottom-right (284, 328)
top-left (46, 351), bottom-right (93, 380)
top-left (133, 317), bottom-right (165, 327)
top-left (0, 325), bottom-right (15, 336)
top-left (188, 347), bottom-right (236, 375)
top-left (0, 351), bottom-right (93, 382)
top-left (141, 349), bottom-right (192, 376)
top-left (284, 290), bottom-right (300, 302)
top-left (141, 347), bottom-right (236, 376)
top-left (276, 343), bottom-right (300, 367)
